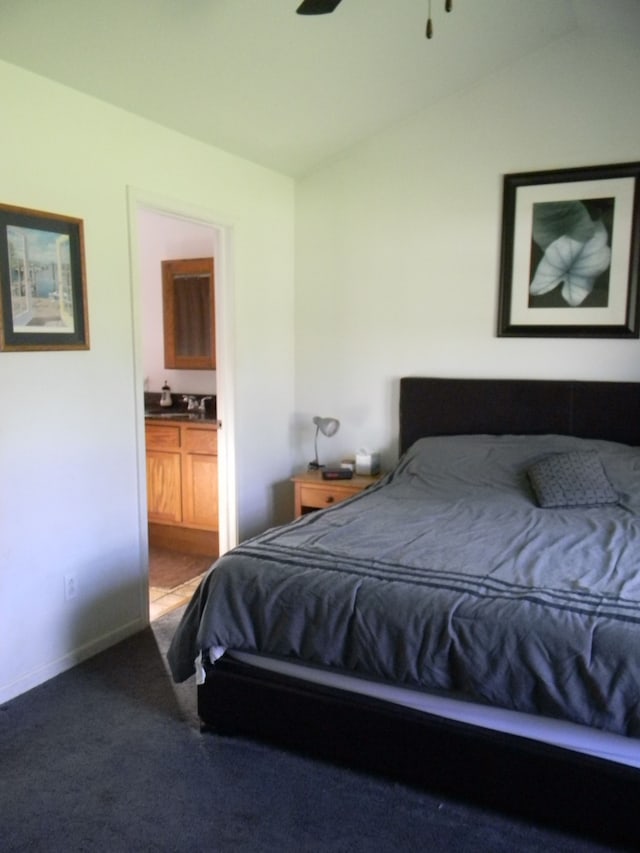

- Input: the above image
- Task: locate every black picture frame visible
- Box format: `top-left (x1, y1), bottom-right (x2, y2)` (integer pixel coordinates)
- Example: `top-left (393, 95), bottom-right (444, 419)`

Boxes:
top-left (497, 162), bottom-right (640, 338)
top-left (0, 203), bottom-right (89, 351)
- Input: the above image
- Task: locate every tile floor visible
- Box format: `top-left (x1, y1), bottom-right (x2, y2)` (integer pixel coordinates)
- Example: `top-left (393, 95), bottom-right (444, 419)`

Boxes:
top-left (149, 573), bottom-right (206, 621)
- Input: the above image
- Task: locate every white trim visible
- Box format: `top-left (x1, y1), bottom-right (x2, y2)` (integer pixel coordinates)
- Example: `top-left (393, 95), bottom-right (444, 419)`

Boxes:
top-left (125, 187), bottom-right (238, 587)
top-left (0, 618), bottom-right (146, 705)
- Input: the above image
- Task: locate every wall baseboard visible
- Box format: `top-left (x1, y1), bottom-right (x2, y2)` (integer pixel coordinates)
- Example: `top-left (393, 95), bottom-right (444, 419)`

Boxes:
top-left (0, 616), bottom-right (146, 706)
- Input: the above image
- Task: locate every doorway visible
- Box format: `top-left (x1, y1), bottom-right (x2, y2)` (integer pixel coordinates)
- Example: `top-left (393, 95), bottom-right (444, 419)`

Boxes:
top-left (127, 188), bottom-right (237, 621)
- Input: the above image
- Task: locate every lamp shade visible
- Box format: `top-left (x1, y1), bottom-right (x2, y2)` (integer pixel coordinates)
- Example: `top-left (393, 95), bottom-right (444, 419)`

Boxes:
top-left (312, 416), bottom-right (340, 437)
top-left (309, 415), bottom-right (340, 469)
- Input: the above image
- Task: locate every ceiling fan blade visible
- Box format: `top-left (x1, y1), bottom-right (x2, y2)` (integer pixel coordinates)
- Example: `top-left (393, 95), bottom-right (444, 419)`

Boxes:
top-left (296, 0), bottom-right (343, 15)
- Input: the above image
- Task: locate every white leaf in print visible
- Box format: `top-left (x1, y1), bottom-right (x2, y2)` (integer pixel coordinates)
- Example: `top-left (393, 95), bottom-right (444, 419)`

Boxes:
top-left (529, 220), bottom-right (611, 307)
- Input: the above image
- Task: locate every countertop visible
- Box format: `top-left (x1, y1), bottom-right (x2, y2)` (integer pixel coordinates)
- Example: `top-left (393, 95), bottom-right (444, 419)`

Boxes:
top-left (144, 408), bottom-right (218, 425)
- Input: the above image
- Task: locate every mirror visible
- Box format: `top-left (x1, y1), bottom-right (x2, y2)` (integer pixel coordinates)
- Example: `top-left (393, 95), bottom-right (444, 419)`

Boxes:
top-left (162, 257), bottom-right (215, 370)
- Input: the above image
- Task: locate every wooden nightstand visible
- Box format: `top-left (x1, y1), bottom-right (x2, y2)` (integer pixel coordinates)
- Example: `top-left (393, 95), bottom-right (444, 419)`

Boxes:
top-left (292, 469), bottom-right (382, 518)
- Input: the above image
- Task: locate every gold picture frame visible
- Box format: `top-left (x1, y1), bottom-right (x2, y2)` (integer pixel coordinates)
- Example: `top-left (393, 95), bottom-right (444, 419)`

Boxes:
top-left (0, 203), bottom-right (89, 351)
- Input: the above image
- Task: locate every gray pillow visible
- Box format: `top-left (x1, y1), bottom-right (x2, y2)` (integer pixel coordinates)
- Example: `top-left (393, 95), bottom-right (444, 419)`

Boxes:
top-left (527, 450), bottom-right (618, 508)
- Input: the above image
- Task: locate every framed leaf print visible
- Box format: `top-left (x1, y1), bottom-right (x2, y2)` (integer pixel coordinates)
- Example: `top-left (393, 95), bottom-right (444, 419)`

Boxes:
top-left (497, 162), bottom-right (640, 338)
top-left (0, 203), bottom-right (89, 351)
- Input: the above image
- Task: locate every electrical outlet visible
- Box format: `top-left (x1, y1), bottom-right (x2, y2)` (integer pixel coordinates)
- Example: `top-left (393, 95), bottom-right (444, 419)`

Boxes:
top-left (64, 573), bottom-right (78, 601)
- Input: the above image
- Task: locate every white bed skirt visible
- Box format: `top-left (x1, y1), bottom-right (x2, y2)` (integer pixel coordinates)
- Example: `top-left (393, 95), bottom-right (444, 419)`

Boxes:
top-left (227, 650), bottom-right (640, 770)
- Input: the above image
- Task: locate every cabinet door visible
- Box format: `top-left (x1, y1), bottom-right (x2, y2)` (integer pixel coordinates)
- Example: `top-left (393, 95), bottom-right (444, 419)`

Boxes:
top-left (146, 450), bottom-right (182, 524)
top-left (183, 453), bottom-right (218, 530)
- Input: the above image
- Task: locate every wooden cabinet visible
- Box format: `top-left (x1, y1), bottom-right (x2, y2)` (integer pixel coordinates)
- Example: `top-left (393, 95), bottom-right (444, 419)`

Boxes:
top-left (291, 469), bottom-right (382, 518)
top-left (145, 423), bottom-right (182, 524)
top-left (145, 419), bottom-right (218, 556)
top-left (182, 426), bottom-right (218, 528)
top-left (146, 447), bottom-right (182, 523)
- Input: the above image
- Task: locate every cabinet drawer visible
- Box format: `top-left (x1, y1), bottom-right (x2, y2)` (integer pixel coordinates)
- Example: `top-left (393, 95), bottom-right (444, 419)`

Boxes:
top-left (184, 427), bottom-right (217, 454)
top-left (145, 424), bottom-right (181, 450)
top-left (298, 484), bottom-right (355, 509)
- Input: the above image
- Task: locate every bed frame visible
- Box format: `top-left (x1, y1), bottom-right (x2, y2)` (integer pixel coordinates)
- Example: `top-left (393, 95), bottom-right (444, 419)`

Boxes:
top-left (198, 377), bottom-right (640, 846)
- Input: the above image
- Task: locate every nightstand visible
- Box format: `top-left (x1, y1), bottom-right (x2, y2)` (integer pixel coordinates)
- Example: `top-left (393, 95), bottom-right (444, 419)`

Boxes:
top-left (292, 469), bottom-right (382, 518)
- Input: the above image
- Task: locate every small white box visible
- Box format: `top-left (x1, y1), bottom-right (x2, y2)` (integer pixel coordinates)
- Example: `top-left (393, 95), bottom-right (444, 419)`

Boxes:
top-left (355, 451), bottom-right (380, 476)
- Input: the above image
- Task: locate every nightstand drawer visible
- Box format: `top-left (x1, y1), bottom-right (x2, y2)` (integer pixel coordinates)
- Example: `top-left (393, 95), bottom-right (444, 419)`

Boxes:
top-left (292, 469), bottom-right (383, 518)
top-left (298, 484), bottom-right (356, 509)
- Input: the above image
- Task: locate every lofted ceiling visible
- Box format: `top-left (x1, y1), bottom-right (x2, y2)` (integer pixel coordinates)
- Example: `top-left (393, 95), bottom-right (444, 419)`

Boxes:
top-left (0, 0), bottom-right (637, 177)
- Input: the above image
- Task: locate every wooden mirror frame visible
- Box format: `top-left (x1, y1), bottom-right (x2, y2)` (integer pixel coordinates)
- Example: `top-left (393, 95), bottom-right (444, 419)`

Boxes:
top-left (162, 257), bottom-right (215, 370)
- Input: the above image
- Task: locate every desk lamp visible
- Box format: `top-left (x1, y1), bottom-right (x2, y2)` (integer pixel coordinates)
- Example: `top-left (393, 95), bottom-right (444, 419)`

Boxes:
top-left (309, 416), bottom-right (340, 470)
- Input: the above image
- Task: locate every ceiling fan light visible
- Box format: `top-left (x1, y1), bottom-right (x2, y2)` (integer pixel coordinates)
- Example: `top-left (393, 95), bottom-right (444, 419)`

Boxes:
top-left (297, 0), bottom-right (455, 40)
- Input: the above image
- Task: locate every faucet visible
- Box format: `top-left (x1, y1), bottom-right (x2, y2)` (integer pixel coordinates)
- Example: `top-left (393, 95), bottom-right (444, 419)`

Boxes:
top-left (198, 396), bottom-right (213, 414)
top-left (182, 395), bottom-right (199, 411)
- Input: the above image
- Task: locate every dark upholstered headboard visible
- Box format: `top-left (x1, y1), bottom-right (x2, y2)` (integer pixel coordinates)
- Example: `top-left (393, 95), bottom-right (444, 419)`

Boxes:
top-left (399, 377), bottom-right (640, 455)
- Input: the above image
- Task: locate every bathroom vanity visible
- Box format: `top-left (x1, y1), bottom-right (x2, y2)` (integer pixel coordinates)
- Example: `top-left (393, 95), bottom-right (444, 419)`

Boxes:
top-left (145, 416), bottom-right (218, 557)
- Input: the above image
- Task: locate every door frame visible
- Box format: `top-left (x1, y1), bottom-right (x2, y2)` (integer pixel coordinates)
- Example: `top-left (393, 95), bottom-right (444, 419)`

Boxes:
top-left (126, 187), bottom-right (237, 592)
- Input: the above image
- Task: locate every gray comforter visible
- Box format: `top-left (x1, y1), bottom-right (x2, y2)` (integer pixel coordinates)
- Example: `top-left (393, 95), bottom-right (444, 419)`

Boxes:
top-left (168, 434), bottom-right (640, 737)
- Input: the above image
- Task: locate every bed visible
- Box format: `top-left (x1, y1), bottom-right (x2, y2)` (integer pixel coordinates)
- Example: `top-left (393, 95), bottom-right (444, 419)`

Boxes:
top-left (168, 377), bottom-right (640, 844)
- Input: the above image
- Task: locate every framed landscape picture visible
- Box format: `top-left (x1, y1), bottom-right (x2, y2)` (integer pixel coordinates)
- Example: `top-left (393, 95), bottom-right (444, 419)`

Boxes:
top-left (497, 161), bottom-right (640, 338)
top-left (0, 203), bottom-right (89, 351)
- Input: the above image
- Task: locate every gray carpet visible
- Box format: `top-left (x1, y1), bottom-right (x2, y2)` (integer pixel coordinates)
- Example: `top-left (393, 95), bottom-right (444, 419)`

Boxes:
top-left (0, 608), bottom-right (627, 852)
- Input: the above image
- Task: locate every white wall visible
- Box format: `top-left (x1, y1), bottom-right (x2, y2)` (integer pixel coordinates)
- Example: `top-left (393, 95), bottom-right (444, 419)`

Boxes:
top-left (0, 59), bottom-right (295, 703)
top-left (294, 27), bottom-right (640, 471)
top-left (2, 13), bottom-right (639, 706)
top-left (138, 209), bottom-right (217, 397)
